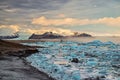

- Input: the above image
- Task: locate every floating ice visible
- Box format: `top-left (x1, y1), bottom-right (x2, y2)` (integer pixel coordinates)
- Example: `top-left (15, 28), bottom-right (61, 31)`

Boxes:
top-left (26, 41), bottom-right (120, 80)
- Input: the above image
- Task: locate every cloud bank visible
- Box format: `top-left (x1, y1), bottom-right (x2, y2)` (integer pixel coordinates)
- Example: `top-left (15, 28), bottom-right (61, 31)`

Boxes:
top-left (32, 16), bottom-right (120, 27)
top-left (21, 27), bottom-right (73, 36)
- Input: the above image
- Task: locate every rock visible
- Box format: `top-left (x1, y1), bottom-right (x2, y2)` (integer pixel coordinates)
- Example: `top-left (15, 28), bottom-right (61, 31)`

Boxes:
top-left (83, 75), bottom-right (106, 80)
top-left (25, 49), bottom-right (38, 54)
top-left (78, 33), bottom-right (92, 37)
top-left (29, 32), bottom-right (64, 39)
top-left (20, 49), bottom-right (39, 57)
top-left (71, 58), bottom-right (79, 63)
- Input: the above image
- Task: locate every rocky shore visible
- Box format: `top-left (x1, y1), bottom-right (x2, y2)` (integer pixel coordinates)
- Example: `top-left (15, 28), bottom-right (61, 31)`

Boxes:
top-left (0, 40), bottom-right (55, 80)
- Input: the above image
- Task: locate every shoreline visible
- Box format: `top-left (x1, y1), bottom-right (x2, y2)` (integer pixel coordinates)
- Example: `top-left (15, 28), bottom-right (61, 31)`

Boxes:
top-left (0, 40), bottom-right (55, 80)
top-left (5, 36), bottom-right (120, 44)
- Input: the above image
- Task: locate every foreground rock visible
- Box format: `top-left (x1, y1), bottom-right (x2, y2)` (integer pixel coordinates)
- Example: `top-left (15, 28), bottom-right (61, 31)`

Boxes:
top-left (0, 40), bottom-right (55, 80)
top-left (0, 56), bottom-right (54, 80)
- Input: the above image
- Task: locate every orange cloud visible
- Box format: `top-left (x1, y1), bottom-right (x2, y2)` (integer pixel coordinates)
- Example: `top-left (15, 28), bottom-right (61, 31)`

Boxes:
top-left (0, 25), bottom-right (20, 35)
top-left (96, 17), bottom-right (120, 26)
top-left (22, 28), bottom-right (120, 36)
top-left (22, 27), bottom-right (73, 36)
top-left (57, 14), bottom-right (66, 18)
top-left (32, 16), bottom-right (120, 27)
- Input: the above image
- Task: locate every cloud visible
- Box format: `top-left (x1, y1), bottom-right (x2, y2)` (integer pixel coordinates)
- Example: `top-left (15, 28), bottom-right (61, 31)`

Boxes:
top-left (0, 25), bottom-right (20, 35)
top-left (57, 14), bottom-right (66, 18)
top-left (21, 27), bottom-right (73, 36)
top-left (21, 27), bottom-right (120, 36)
top-left (32, 16), bottom-right (90, 26)
top-left (3, 8), bottom-right (20, 12)
top-left (1, 0), bottom-right (120, 25)
top-left (96, 17), bottom-right (120, 26)
top-left (32, 16), bottom-right (120, 27)
top-left (0, 0), bottom-right (69, 10)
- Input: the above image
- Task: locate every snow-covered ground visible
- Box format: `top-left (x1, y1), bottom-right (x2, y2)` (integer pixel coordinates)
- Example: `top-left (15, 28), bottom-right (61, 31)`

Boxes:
top-left (26, 40), bottom-right (120, 80)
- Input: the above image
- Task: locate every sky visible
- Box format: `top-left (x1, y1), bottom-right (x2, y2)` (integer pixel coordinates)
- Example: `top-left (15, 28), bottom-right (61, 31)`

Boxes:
top-left (0, 0), bottom-right (120, 38)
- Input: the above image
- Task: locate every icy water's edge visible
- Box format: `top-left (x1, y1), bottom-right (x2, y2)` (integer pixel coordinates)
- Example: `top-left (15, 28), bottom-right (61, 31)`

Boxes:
top-left (25, 40), bottom-right (120, 80)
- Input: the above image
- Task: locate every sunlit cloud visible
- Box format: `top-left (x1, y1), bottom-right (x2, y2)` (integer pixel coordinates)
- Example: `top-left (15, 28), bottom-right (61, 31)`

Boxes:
top-left (0, 25), bottom-right (20, 35)
top-left (57, 14), bottom-right (66, 18)
top-left (32, 16), bottom-right (120, 27)
top-left (21, 27), bottom-right (73, 36)
top-left (21, 26), bottom-right (120, 36)
top-left (3, 8), bottom-right (18, 12)
top-left (96, 17), bottom-right (120, 26)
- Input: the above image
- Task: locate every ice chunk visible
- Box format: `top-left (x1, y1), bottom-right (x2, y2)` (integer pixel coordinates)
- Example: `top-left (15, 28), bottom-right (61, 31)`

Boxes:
top-left (71, 71), bottom-right (81, 80)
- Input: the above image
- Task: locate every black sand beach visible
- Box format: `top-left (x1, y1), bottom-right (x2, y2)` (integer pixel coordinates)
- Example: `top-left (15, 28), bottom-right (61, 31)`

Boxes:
top-left (0, 40), bottom-right (55, 80)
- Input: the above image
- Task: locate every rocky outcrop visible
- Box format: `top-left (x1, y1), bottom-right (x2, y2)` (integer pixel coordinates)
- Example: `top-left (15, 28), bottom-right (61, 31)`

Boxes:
top-left (29, 32), bottom-right (64, 39)
top-left (29, 32), bottom-right (92, 39)
top-left (73, 33), bottom-right (92, 37)
top-left (0, 39), bottom-right (39, 57)
top-left (71, 58), bottom-right (79, 63)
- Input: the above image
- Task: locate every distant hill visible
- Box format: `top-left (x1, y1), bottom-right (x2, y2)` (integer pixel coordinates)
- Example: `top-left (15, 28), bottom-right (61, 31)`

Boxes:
top-left (0, 33), bottom-right (19, 39)
top-left (29, 32), bottom-right (92, 39)
top-left (29, 32), bottom-right (64, 39)
top-left (73, 33), bottom-right (92, 37)
top-left (77, 33), bottom-right (92, 37)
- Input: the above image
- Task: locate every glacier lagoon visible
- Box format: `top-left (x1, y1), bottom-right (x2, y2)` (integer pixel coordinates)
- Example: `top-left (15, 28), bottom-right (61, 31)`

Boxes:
top-left (25, 40), bottom-right (120, 80)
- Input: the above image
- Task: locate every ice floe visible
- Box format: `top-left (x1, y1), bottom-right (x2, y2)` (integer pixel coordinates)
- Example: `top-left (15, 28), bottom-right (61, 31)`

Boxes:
top-left (26, 40), bottom-right (120, 80)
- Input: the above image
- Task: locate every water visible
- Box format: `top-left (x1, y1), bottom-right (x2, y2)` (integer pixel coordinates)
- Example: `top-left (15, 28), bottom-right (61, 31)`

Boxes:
top-left (25, 40), bottom-right (120, 80)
